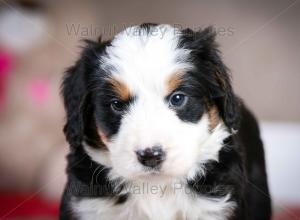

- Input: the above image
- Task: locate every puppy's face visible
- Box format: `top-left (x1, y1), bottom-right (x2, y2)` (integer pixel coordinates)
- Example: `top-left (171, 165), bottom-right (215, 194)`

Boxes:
top-left (63, 24), bottom-right (238, 182)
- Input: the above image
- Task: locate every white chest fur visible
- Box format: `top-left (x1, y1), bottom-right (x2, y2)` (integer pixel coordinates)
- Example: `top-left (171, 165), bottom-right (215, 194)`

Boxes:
top-left (72, 183), bottom-right (235, 220)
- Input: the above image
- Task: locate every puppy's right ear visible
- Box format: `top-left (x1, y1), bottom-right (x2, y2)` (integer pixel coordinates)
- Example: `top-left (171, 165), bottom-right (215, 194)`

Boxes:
top-left (62, 39), bottom-right (110, 148)
top-left (62, 58), bottom-right (87, 148)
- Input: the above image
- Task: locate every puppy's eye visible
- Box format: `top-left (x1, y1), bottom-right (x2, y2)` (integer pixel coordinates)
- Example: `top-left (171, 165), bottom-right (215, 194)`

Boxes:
top-left (111, 99), bottom-right (126, 113)
top-left (169, 92), bottom-right (188, 108)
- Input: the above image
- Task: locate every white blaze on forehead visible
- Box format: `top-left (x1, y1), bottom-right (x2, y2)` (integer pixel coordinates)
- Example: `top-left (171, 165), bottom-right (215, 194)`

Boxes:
top-left (100, 24), bottom-right (192, 95)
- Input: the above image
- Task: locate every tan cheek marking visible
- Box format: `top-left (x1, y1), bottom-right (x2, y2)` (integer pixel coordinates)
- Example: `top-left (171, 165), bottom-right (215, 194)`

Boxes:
top-left (108, 78), bottom-right (131, 101)
top-left (214, 69), bottom-right (228, 91)
top-left (208, 105), bottom-right (219, 130)
top-left (98, 129), bottom-right (109, 146)
top-left (166, 72), bottom-right (184, 95)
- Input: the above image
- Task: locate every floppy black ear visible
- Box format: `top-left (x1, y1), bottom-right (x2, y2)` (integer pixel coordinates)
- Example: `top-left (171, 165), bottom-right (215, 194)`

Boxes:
top-left (62, 58), bottom-right (87, 148)
top-left (182, 27), bottom-right (240, 131)
top-left (61, 40), bottom-right (103, 148)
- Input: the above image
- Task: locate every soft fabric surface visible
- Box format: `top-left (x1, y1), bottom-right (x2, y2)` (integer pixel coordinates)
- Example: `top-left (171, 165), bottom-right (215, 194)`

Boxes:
top-left (0, 193), bottom-right (59, 219)
top-left (0, 193), bottom-right (299, 219)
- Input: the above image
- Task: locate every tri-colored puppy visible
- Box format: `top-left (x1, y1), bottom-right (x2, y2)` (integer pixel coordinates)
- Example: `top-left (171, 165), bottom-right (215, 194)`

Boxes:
top-left (60, 23), bottom-right (271, 220)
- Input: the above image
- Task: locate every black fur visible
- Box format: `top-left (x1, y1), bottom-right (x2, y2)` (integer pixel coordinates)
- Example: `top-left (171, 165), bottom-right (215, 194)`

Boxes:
top-left (179, 27), bottom-right (240, 130)
top-left (60, 23), bottom-right (271, 220)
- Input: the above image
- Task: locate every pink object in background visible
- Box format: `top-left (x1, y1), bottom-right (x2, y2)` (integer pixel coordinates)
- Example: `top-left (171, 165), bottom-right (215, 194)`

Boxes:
top-left (27, 79), bottom-right (50, 106)
top-left (0, 49), bottom-right (14, 112)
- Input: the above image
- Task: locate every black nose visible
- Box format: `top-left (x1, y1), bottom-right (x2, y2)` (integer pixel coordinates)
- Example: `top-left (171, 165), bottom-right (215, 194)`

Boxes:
top-left (136, 146), bottom-right (166, 168)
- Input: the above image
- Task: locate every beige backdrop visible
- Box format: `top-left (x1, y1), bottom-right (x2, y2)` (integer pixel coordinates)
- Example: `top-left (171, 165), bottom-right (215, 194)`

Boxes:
top-left (0, 0), bottom-right (299, 201)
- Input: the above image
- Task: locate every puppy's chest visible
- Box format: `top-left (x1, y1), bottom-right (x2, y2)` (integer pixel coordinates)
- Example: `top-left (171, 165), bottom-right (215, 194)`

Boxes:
top-left (72, 186), bottom-right (235, 220)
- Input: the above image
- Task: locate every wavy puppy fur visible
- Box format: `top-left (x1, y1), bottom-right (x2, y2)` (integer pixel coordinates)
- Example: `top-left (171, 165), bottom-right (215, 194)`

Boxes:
top-left (60, 24), bottom-right (271, 220)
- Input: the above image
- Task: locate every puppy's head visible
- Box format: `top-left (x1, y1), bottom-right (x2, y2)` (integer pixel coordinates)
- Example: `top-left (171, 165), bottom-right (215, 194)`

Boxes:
top-left (62, 24), bottom-right (239, 182)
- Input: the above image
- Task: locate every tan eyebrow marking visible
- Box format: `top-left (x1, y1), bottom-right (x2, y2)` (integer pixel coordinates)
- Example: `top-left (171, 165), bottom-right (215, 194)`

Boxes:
top-left (166, 72), bottom-right (185, 95)
top-left (108, 78), bottom-right (131, 101)
top-left (208, 105), bottom-right (219, 130)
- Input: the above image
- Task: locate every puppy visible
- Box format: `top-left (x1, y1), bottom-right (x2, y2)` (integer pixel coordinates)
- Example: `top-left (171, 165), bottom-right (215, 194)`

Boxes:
top-left (60, 23), bottom-right (271, 220)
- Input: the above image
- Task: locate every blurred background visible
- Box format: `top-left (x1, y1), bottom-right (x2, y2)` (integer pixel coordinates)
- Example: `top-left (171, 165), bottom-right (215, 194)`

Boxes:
top-left (0, 0), bottom-right (299, 219)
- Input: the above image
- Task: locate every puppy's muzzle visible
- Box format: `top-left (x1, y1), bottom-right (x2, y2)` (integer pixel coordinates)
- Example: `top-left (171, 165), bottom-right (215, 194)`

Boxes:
top-left (135, 146), bottom-right (166, 168)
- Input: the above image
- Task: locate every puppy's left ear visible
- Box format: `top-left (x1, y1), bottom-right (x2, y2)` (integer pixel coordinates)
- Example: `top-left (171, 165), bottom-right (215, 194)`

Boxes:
top-left (183, 27), bottom-right (240, 131)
